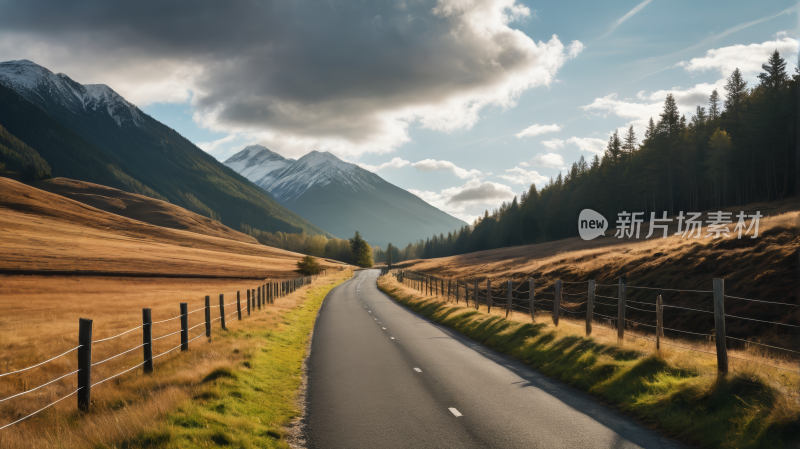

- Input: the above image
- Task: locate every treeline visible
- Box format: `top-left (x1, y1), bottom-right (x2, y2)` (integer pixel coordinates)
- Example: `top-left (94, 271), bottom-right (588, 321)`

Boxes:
top-left (382, 49), bottom-right (797, 261)
top-left (241, 225), bottom-right (374, 267)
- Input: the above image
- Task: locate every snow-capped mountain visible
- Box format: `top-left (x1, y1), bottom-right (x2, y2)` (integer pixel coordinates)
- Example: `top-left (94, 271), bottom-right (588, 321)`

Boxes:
top-left (225, 147), bottom-right (466, 247)
top-left (0, 59), bottom-right (144, 128)
top-left (224, 145), bottom-right (295, 191)
top-left (227, 146), bottom-right (382, 202)
top-left (0, 60), bottom-right (330, 237)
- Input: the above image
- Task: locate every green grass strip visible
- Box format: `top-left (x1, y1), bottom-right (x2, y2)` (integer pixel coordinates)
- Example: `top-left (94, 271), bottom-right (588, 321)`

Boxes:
top-left (116, 277), bottom-right (345, 449)
top-left (379, 277), bottom-right (800, 449)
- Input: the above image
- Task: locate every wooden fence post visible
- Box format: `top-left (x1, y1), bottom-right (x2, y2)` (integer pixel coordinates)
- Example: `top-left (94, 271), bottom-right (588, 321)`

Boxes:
top-left (587, 280), bottom-right (595, 336)
top-left (529, 278), bottom-right (535, 322)
top-left (180, 303), bottom-right (188, 351)
top-left (448, 279), bottom-right (451, 300)
top-left (713, 278), bottom-right (728, 374)
top-left (506, 280), bottom-right (512, 318)
top-left (456, 280), bottom-right (460, 304)
top-left (258, 286), bottom-right (262, 310)
top-left (77, 318), bottom-right (92, 412)
top-left (553, 279), bottom-right (561, 326)
top-left (142, 308), bottom-right (153, 373)
top-left (465, 280), bottom-right (469, 307)
top-left (618, 275), bottom-right (627, 344)
top-left (486, 280), bottom-right (491, 313)
top-left (219, 294), bottom-right (226, 330)
top-left (205, 295), bottom-right (211, 338)
top-left (237, 291), bottom-right (242, 320)
top-left (474, 278), bottom-right (478, 310)
top-left (656, 294), bottom-right (663, 351)
top-left (246, 290), bottom-right (251, 316)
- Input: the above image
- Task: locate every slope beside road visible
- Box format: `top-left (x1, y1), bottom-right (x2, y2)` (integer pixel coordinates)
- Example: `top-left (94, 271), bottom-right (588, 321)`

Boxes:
top-left (304, 269), bottom-right (685, 448)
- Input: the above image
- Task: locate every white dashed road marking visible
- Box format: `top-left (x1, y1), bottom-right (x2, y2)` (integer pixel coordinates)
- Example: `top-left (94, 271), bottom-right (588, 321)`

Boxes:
top-left (413, 368), bottom-right (422, 372)
top-left (449, 408), bottom-right (462, 417)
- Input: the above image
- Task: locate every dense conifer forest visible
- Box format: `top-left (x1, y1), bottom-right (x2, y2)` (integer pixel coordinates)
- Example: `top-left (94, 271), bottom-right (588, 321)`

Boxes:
top-left (374, 50), bottom-right (797, 263)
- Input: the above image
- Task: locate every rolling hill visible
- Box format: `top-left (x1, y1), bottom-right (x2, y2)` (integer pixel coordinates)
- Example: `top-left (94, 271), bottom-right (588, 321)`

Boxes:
top-left (0, 59), bottom-right (329, 237)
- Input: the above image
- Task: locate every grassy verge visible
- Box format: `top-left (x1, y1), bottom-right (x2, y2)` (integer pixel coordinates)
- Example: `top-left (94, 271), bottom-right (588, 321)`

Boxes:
top-left (378, 275), bottom-right (800, 449)
top-left (116, 275), bottom-right (347, 449)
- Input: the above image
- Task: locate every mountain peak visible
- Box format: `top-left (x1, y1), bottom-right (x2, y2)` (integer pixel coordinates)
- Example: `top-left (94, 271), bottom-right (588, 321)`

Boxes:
top-left (0, 59), bottom-right (143, 128)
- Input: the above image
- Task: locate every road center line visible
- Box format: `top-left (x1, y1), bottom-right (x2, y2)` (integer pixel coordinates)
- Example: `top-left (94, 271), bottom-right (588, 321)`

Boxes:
top-left (414, 368), bottom-right (422, 372)
top-left (449, 408), bottom-right (462, 417)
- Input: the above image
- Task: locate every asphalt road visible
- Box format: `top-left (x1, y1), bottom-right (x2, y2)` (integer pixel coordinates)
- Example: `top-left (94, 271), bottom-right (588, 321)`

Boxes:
top-left (304, 269), bottom-right (686, 448)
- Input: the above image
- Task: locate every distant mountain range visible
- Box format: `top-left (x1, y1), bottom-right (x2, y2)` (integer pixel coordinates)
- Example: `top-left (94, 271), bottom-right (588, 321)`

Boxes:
top-left (225, 146), bottom-right (466, 248)
top-left (0, 60), bottom-right (329, 237)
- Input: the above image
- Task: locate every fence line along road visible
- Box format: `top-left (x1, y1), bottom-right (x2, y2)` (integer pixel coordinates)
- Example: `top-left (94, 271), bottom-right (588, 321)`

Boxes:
top-left (0, 269), bottom-right (342, 430)
top-left (393, 269), bottom-right (800, 375)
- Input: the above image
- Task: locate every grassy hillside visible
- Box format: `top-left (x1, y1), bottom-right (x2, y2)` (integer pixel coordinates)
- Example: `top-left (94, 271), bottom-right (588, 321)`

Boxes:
top-left (0, 177), bottom-right (345, 277)
top-left (0, 82), bottom-right (330, 237)
top-left (378, 275), bottom-right (800, 448)
top-left (397, 199), bottom-right (800, 360)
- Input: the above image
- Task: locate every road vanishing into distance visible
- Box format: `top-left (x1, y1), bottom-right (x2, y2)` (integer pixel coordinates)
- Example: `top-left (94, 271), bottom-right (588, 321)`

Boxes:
top-left (304, 270), bottom-right (686, 448)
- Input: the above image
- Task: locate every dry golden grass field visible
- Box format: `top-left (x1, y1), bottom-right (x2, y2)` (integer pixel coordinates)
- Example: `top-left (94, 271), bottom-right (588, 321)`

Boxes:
top-left (0, 176), bottom-right (352, 447)
top-left (0, 176), bottom-right (343, 277)
top-left (397, 203), bottom-right (800, 354)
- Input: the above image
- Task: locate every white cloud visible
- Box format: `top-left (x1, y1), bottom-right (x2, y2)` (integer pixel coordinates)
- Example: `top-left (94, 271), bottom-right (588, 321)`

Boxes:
top-left (411, 159), bottom-right (483, 179)
top-left (583, 37), bottom-right (800, 139)
top-left (409, 178), bottom-right (515, 222)
top-left (498, 167), bottom-right (549, 185)
top-left (519, 161), bottom-right (529, 167)
top-left (677, 36), bottom-right (798, 77)
top-left (0, 0), bottom-right (585, 161)
top-left (196, 134), bottom-right (246, 158)
top-left (541, 138), bottom-right (565, 150)
top-left (567, 41), bottom-right (586, 59)
top-left (529, 152), bottom-right (566, 169)
top-left (515, 123), bottom-right (562, 138)
top-left (566, 136), bottom-right (606, 155)
top-left (358, 157), bottom-right (411, 172)
top-left (603, 0), bottom-right (653, 38)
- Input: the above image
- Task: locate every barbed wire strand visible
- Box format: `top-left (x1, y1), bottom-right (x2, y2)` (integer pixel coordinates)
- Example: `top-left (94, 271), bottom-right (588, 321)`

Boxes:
top-left (662, 327), bottom-right (710, 337)
top-left (0, 387), bottom-right (82, 431)
top-left (92, 361), bottom-right (146, 388)
top-left (92, 344), bottom-right (146, 366)
top-left (724, 295), bottom-right (800, 308)
top-left (727, 314), bottom-right (800, 329)
top-left (151, 315), bottom-right (182, 325)
top-left (662, 304), bottom-right (714, 314)
top-left (627, 285), bottom-right (712, 293)
top-left (92, 325), bottom-right (143, 343)
top-left (0, 346), bottom-right (81, 378)
top-left (152, 330), bottom-right (182, 341)
top-left (626, 304), bottom-right (657, 313)
top-left (0, 369), bottom-right (80, 404)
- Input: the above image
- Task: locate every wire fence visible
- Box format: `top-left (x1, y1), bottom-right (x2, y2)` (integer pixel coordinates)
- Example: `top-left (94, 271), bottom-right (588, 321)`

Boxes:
top-left (393, 270), bottom-right (800, 375)
top-left (0, 270), bottom-right (339, 431)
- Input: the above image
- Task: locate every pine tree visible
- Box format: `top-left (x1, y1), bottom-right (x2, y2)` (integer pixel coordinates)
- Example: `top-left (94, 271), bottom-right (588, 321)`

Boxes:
top-left (659, 93), bottom-right (680, 215)
top-left (623, 125), bottom-right (637, 157)
top-left (758, 49), bottom-right (789, 90)
top-left (708, 89), bottom-right (720, 120)
top-left (724, 68), bottom-right (748, 123)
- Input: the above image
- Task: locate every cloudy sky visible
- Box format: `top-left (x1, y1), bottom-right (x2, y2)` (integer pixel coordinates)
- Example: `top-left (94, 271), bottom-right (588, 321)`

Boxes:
top-left (0, 0), bottom-right (796, 223)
